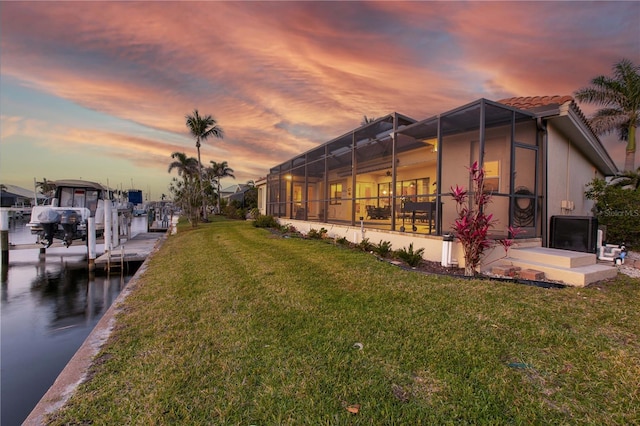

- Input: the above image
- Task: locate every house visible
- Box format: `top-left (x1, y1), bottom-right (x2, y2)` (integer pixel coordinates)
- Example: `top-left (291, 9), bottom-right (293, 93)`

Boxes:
top-left (220, 184), bottom-right (255, 208)
top-left (0, 190), bottom-right (19, 208)
top-left (255, 177), bottom-right (267, 215)
top-left (0, 184), bottom-right (46, 207)
top-left (259, 96), bottom-right (619, 286)
top-left (0, 184), bottom-right (47, 218)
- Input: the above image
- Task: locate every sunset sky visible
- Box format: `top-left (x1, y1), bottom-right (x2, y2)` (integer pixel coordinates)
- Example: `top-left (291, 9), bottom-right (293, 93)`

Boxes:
top-left (1, 1), bottom-right (638, 200)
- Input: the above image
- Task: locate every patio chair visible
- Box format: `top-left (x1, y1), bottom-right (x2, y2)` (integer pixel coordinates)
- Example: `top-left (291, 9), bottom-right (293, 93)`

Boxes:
top-left (366, 205), bottom-right (376, 219)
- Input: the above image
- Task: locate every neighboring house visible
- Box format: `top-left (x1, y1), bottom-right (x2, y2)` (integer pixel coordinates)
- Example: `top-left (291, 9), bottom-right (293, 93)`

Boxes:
top-left (0, 184), bottom-right (47, 207)
top-left (0, 191), bottom-right (19, 208)
top-left (262, 96), bottom-right (618, 285)
top-left (255, 177), bottom-right (267, 215)
top-left (221, 184), bottom-right (254, 207)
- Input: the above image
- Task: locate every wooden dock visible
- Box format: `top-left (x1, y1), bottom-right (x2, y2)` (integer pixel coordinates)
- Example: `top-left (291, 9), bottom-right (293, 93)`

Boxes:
top-left (95, 232), bottom-right (165, 266)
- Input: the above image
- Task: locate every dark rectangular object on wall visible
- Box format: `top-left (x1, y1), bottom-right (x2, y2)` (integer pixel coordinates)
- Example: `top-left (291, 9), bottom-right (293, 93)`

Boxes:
top-left (128, 190), bottom-right (143, 204)
top-left (549, 216), bottom-right (598, 253)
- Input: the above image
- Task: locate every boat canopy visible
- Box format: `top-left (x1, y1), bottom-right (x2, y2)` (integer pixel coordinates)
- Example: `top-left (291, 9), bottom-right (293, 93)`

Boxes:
top-left (51, 179), bottom-right (107, 190)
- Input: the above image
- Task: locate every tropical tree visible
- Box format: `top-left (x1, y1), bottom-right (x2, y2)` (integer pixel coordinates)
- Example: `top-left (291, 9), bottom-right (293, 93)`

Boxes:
top-left (167, 152), bottom-right (199, 184)
top-left (168, 177), bottom-right (201, 227)
top-left (585, 172), bottom-right (640, 248)
top-left (608, 167), bottom-right (640, 190)
top-left (35, 178), bottom-right (56, 198)
top-left (244, 180), bottom-right (259, 211)
top-left (574, 58), bottom-right (640, 171)
top-left (168, 152), bottom-right (201, 227)
top-left (208, 160), bottom-right (235, 214)
top-left (185, 109), bottom-right (224, 220)
top-left (360, 115), bottom-right (377, 126)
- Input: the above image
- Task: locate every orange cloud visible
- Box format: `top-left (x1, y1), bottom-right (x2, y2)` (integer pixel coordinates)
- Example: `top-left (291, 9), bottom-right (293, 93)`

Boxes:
top-left (1, 0), bottom-right (637, 190)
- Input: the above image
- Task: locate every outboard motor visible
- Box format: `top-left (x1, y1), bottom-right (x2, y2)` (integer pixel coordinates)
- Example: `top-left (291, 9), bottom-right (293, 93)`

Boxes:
top-left (37, 208), bottom-right (61, 248)
top-left (59, 210), bottom-right (80, 247)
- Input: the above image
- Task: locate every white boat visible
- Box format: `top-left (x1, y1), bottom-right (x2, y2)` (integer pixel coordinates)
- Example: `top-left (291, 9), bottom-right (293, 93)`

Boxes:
top-left (27, 179), bottom-right (128, 247)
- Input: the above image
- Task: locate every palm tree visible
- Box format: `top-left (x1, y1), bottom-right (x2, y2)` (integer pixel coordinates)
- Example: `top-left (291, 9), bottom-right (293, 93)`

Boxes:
top-left (168, 153), bottom-right (202, 227)
top-left (574, 58), bottom-right (640, 171)
top-left (609, 167), bottom-right (640, 190)
top-left (360, 115), bottom-right (377, 126)
top-left (168, 152), bottom-right (199, 184)
top-left (209, 160), bottom-right (235, 214)
top-left (185, 109), bottom-right (224, 219)
top-left (35, 178), bottom-right (56, 198)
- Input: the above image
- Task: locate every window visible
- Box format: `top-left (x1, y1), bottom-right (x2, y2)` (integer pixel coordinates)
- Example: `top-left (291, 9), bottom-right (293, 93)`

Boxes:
top-left (377, 182), bottom-right (392, 206)
top-left (59, 188), bottom-right (74, 207)
top-left (484, 160), bottom-right (500, 192)
top-left (330, 182), bottom-right (343, 205)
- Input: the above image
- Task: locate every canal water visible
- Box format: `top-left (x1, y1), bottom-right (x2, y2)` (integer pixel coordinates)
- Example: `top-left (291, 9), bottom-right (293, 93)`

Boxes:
top-left (1, 217), bottom-right (148, 425)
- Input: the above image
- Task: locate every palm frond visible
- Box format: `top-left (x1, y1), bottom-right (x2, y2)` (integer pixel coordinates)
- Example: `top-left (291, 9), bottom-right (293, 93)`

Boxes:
top-left (574, 58), bottom-right (640, 170)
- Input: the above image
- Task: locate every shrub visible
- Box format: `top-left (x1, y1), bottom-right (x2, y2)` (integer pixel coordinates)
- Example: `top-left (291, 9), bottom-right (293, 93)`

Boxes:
top-left (281, 224), bottom-right (297, 234)
top-left (586, 175), bottom-right (640, 249)
top-left (335, 236), bottom-right (349, 246)
top-left (307, 227), bottom-right (328, 239)
top-left (396, 243), bottom-right (424, 267)
top-left (357, 237), bottom-right (375, 252)
top-left (373, 240), bottom-right (393, 258)
top-left (451, 161), bottom-right (496, 276)
top-left (248, 208), bottom-right (261, 220)
top-left (253, 214), bottom-right (279, 229)
top-left (223, 205), bottom-right (246, 220)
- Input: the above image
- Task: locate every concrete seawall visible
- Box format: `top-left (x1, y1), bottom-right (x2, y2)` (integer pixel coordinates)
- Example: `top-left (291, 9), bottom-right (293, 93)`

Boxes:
top-left (23, 232), bottom-right (167, 425)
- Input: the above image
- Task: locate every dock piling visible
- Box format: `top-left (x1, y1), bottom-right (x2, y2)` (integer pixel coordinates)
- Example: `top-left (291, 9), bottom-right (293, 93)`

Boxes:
top-left (88, 217), bottom-right (96, 272)
top-left (104, 200), bottom-right (112, 253)
top-left (1, 210), bottom-right (9, 267)
top-left (111, 209), bottom-right (119, 250)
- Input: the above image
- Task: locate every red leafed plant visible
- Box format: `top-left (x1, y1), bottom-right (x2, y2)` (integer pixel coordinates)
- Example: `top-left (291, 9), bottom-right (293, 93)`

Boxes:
top-left (497, 226), bottom-right (524, 253)
top-left (451, 161), bottom-right (497, 276)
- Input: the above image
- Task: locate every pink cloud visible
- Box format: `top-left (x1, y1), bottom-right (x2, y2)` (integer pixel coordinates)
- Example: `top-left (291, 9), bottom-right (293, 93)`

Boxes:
top-left (1, 0), bottom-right (637, 189)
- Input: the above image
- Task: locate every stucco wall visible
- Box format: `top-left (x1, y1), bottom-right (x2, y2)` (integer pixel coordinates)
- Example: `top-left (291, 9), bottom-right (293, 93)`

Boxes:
top-left (278, 218), bottom-right (465, 265)
top-left (277, 218), bottom-right (542, 273)
top-left (545, 124), bottom-right (600, 219)
top-left (256, 181), bottom-right (268, 215)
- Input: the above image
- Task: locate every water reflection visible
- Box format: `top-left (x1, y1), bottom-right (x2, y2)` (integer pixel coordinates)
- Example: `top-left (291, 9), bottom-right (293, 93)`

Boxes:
top-left (1, 217), bottom-right (145, 425)
top-left (31, 263), bottom-right (125, 331)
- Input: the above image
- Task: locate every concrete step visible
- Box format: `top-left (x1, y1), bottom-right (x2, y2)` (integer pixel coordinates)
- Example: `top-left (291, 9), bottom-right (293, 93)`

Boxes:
top-left (509, 247), bottom-right (596, 268)
top-left (499, 257), bottom-right (618, 287)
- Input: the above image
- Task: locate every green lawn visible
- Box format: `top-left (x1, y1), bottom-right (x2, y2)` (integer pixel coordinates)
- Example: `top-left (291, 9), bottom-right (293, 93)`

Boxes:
top-left (49, 218), bottom-right (640, 425)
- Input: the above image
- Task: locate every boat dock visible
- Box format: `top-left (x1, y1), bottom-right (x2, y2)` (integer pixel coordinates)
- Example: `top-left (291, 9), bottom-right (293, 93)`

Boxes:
top-left (95, 232), bottom-right (165, 267)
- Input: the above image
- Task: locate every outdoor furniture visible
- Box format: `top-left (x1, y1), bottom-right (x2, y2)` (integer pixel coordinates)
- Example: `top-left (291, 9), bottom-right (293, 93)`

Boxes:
top-left (366, 205), bottom-right (375, 219)
top-left (401, 201), bottom-right (436, 233)
top-left (378, 205), bottom-right (391, 219)
top-left (366, 205), bottom-right (390, 220)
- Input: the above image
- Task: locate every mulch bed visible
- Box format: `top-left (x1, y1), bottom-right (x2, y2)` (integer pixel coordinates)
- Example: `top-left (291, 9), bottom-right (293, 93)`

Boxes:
top-left (269, 228), bottom-right (569, 288)
top-left (413, 260), bottom-right (466, 276)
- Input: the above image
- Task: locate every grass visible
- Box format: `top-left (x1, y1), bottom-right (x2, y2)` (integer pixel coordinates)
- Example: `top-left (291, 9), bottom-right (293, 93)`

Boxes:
top-left (49, 217), bottom-right (640, 425)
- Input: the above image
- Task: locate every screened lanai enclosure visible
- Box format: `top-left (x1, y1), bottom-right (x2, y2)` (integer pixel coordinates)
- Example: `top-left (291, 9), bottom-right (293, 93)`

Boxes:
top-left (266, 99), bottom-right (542, 239)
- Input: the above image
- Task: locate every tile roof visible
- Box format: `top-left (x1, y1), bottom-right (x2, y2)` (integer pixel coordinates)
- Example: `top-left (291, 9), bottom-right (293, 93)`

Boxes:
top-left (497, 95), bottom-right (574, 110)
top-left (498, 95), bottom-right (616, 173)
top-left (1, 184), bottom-right (46, 199)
